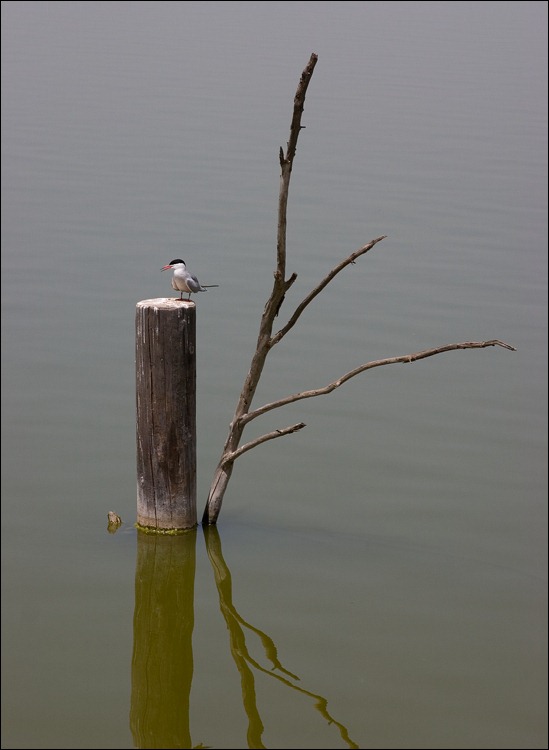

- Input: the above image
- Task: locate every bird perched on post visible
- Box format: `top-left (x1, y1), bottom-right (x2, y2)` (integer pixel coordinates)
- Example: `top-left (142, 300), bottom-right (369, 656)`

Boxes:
top-left (161, 259), bottom-right (219, 301)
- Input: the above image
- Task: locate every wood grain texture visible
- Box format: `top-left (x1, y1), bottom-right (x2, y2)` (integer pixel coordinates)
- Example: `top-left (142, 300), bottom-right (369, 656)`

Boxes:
top-left (136, 299), bottom-right (197, 530)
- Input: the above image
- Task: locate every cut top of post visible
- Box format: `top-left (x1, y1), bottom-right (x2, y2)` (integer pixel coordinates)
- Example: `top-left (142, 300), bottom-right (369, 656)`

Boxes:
top-left (136, 298), bottom-right (196, 310)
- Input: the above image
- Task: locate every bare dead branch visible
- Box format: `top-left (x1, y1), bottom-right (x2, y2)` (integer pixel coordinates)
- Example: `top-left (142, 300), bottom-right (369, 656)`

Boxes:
top-left (284, 54), bottom-right (318, 166)
top-left (203, 55), bottom-right (318, 525)
top-left (278, 53), bottom-right (318, 282)
top-left (221, 423), bottom-right (307, 466)
top-left (202, 52), bottom-right (515, 526)
top-left (270, 235), bottom-right (387, 348)
top-left (240, 339), bottom-right (516, 426)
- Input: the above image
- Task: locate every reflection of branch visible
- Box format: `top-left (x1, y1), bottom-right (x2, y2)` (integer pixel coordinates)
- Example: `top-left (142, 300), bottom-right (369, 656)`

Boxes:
top-left (203, 526), bottom-right (359, 749)
top-left (231, 612), bottom-right (300, 682)
top-left (205, 528), bottom-right (266, 749)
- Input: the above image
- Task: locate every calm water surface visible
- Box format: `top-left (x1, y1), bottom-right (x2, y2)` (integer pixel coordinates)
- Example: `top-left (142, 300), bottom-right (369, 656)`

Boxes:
top-left (1, 2), bottom-right (547, 748)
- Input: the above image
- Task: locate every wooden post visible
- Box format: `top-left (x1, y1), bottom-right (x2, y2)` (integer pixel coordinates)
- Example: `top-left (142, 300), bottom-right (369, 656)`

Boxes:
top-left (136, 299), bottom-right (197, 530)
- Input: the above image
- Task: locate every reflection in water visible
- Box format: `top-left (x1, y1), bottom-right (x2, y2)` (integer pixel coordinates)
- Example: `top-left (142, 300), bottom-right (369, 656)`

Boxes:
top-left (203, 526), bottom-right (359, 750)
top-left (130, 530), bottom-right (196, 749)
top-left (130, 526), bottom-right (358, 749)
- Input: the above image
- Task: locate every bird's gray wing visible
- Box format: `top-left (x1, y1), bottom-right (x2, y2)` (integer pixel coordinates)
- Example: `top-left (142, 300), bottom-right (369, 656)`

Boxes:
top-left (186, 275), bottom-right (204, 293)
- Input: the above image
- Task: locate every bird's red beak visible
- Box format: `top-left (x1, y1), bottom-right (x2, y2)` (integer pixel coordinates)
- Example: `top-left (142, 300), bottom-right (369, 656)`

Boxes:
top-left (161, 265), bottom-right (172, 272)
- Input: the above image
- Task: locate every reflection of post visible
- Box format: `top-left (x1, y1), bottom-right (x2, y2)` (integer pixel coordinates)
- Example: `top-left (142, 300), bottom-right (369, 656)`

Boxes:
top-left (130, 530), bottom-right (196, 749)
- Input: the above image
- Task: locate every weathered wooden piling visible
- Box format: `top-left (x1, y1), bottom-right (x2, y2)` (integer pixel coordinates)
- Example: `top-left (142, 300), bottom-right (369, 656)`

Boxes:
top-left (136, 299), bottom-right (197, 530)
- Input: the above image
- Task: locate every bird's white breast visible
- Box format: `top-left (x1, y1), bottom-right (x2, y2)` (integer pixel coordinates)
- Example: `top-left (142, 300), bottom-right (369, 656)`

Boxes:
top-left (172, 268), bottom-right (191, 292)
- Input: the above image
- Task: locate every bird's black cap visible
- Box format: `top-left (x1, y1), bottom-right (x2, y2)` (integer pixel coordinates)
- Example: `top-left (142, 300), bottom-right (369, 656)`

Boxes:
top-left (168, 259), bottom-right (185, 265)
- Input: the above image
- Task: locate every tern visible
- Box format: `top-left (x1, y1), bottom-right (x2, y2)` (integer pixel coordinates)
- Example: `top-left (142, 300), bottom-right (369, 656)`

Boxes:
top-left (161, 259), bottom-right (219, 301)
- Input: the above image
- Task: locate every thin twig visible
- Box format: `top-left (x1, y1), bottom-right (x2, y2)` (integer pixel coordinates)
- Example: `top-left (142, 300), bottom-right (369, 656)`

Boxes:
top-left (222, 423), bottom-right (307, 466)
top-left (270, 235), bottom-right (387, 347)
top-left (277, 53), bottom-right (318, 282)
